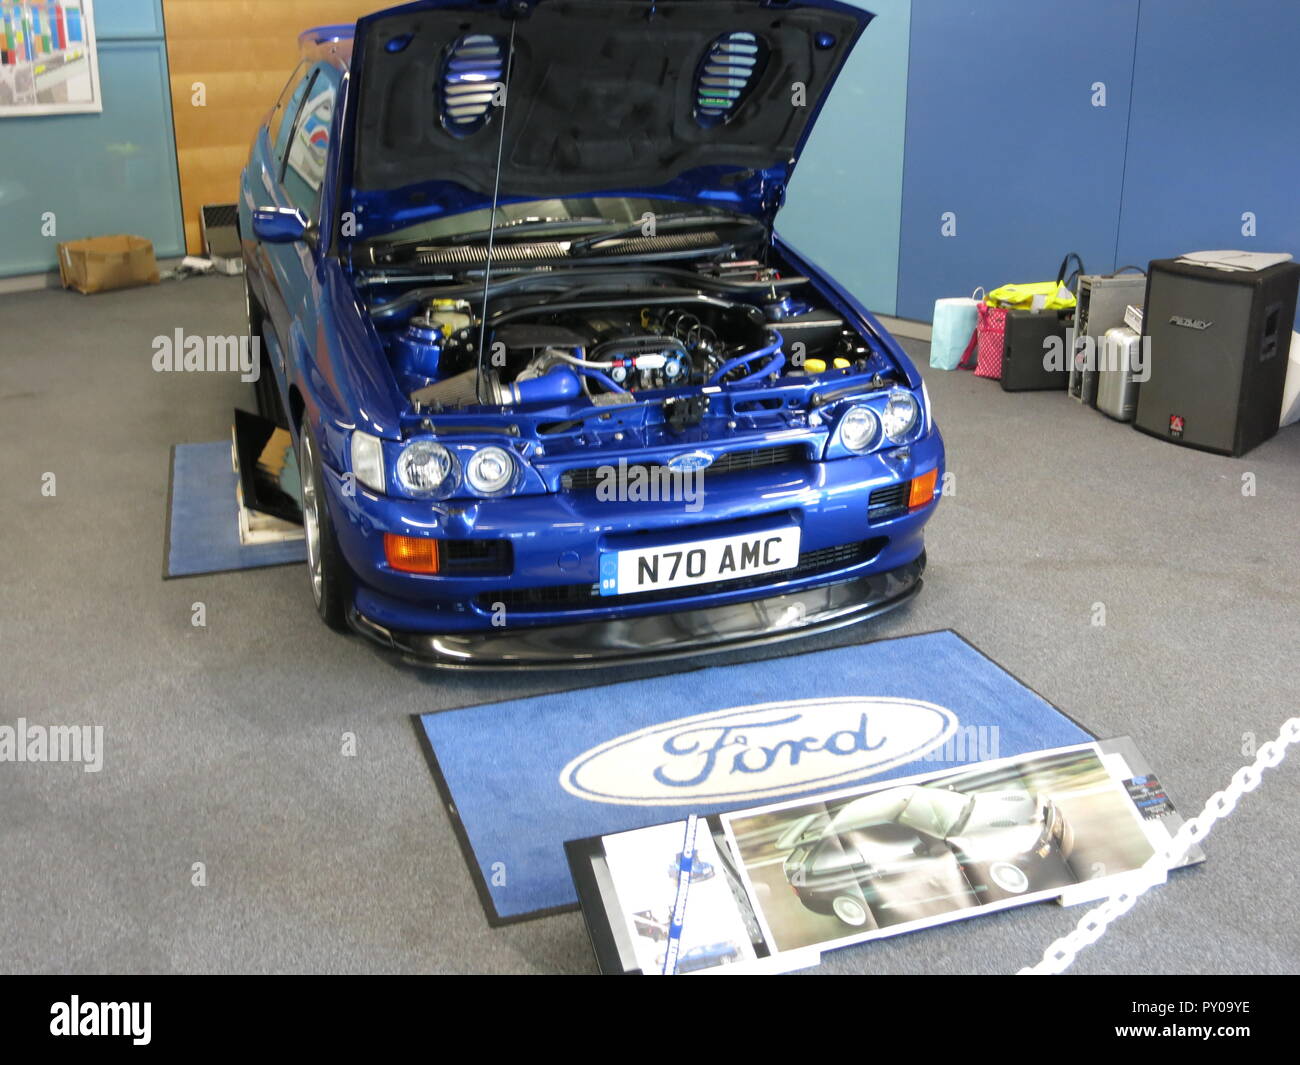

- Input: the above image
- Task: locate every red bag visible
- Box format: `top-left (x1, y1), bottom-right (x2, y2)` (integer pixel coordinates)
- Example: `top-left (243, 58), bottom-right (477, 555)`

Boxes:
top-left (974, 302), bottom-right (1008, 379)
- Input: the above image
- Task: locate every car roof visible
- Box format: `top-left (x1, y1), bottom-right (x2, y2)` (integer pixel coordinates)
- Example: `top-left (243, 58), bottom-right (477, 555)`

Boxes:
top-left (299, 24), bottom-right (355, 70)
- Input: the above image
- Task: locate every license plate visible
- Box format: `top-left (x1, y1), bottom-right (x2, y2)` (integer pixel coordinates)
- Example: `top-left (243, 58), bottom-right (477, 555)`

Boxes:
top-left (599, 527), bottom-right (801, 596)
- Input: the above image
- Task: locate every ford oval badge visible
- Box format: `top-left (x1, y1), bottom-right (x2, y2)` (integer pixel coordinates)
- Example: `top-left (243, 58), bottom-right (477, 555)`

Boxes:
top-left (667, 451), bottom-right (714, 474)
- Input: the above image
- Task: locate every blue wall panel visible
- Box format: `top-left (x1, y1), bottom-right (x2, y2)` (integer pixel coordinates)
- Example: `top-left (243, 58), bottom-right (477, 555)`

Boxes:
top-left (1116, 0), bottom-right (1300, 268)
top-left (0, 1), bottom-right (183, 278)
top-left (896, 0), bottom-right (1139, 320)
top-left (100, 0), bottom-right (167, 39)
top-left (778, 0), bottom-right (910, 317)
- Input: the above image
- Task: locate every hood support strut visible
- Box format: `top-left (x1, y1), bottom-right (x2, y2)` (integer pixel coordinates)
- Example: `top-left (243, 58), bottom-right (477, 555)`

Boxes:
top-left (475, 18), bottom-right (520, 405)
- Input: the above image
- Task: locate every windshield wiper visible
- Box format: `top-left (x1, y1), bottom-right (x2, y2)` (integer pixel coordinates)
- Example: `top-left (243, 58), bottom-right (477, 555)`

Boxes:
top-left (567, 212), bottom-right (759, 253)
top-left (357, 216), bottom-right (609, 266)
top-left (355, 213), bottom-right (762, 270)
top-left (435, 212), bottom-right (754, 250)
top-left (432, 215), bottom-right (610, 246)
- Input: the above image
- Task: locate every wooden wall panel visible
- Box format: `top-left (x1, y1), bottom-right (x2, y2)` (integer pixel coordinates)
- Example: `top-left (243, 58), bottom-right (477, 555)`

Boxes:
top-left (162, 0), bottom-right (383, 253)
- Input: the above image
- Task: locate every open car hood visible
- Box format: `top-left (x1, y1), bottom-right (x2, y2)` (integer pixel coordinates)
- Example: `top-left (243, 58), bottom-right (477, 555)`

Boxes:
top-left (345, 0), bottom-right (872, 238)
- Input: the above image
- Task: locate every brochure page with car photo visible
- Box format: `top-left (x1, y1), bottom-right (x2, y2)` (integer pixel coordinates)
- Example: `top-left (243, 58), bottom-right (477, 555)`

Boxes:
top-left (579, 741), bottom-right (1200, 972)
top-left (721, 743), bottom-right (1167, 956)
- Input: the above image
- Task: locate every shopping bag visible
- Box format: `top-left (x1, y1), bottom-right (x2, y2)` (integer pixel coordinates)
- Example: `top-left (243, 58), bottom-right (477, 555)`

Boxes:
top-left (974, 301), bottom-right (1008, 379)
top-left (987, 253), bottom-right (1084, 312)
top-left (930, 288), bottom-right (984, 370)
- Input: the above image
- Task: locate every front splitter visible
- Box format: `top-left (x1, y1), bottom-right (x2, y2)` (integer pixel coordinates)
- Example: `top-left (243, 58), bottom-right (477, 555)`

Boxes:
top-left (349, 552), bottom-right (925, 671)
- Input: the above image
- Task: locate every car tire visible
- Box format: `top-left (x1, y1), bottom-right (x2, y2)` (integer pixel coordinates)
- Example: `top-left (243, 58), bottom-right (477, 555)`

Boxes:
top-left (245, 278), bottom-right (288, 429)
top-left (298, 420), bottom-right (351, 632)
top-left (831, 895), bottom-right (870, 927)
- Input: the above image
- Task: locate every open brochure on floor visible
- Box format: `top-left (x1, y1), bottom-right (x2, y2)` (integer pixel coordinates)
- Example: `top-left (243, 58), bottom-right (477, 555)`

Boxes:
top-left (565, 736), bottom-right (1204, 975)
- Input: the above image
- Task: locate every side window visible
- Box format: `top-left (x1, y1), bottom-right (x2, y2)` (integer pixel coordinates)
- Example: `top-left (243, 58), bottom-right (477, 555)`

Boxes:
top-left (270, 62), bottom-right (313, 167)
top-left (281, 64), bottom-right (339, 222)
top-left (811, 836), bottom-right (859, 875)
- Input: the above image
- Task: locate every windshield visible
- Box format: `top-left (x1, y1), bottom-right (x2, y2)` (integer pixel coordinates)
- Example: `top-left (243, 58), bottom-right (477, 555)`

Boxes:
top-left (370, 197), bottom-right (745, 246)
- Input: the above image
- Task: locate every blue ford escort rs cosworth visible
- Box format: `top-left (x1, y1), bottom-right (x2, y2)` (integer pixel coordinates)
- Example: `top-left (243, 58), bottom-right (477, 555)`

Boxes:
top-left (239, 0), bottom-right (943, 668)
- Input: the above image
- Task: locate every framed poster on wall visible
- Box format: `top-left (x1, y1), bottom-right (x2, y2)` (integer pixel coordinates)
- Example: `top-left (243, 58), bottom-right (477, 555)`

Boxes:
top-left (0, 0), bottom-right (101, 116)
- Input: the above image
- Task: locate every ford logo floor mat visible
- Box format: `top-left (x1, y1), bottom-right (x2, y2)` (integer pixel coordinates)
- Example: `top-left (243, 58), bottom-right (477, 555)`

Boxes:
top-left (413, 631), bottom-right (1092, 923)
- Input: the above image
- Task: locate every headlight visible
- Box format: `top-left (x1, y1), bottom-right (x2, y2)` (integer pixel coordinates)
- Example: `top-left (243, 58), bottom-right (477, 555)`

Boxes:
top-left (350, 430), bottom-right (385, 493)
top-left (838, 404), bottom-right (880, 454)
top-left (921, 379), bottom-right (933, 434)
top-left (881, 390), bottom-right (919, 442)
top-left (465, 446), bottom-right (515, 495)
top-left (397, 440), bottom-right (458, 497)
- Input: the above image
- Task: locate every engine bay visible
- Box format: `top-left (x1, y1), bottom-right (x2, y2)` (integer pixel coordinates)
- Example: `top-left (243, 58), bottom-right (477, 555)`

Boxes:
top-left (366, 259), bottom-right (900, 419)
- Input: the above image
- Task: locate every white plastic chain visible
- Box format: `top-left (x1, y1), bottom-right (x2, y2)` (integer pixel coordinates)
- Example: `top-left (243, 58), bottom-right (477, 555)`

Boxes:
top-left (1018, 716), bottom-right (1300, 975)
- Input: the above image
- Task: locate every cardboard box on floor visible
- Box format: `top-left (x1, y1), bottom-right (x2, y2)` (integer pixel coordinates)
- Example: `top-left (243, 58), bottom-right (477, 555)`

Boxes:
top-left (57, 235), bottom-right (161, 295)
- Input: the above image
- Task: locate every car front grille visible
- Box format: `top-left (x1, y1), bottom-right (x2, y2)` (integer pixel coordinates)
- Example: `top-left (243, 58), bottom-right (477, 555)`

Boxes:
top-left (478, 537), bottom-right (886, 612)
top-left (440, 539), bottom-right (513, 576)
top-left (559, 443), bottom-right (806, 494)
top-left (868, 482), bottom-right (910, 520)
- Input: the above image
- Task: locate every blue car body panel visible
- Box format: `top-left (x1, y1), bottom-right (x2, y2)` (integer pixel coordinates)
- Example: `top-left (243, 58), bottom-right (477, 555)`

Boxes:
top-left (238, 1), bottom-right (943, 665)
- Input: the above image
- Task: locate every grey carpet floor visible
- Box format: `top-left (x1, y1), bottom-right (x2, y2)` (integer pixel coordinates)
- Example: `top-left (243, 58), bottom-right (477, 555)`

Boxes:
top-left (0, 276), bottom-right (1296, 975)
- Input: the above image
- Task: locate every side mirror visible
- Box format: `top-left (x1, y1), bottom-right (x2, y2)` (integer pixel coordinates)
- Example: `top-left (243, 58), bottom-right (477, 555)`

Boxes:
top-left (252, 206), bottom-right (314, 245)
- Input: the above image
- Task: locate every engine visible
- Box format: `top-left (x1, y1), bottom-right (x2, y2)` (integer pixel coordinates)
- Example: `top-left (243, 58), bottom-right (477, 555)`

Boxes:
top-left (383, 280), bottom-right (870, 412)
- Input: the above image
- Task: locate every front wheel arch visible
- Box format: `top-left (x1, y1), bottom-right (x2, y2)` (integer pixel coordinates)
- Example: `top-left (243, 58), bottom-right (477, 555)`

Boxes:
top-left (298, 419), bottom-right (351, 632)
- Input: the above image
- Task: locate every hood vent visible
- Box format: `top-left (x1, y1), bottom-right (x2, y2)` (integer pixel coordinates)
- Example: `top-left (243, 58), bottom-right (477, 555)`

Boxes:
top-left (695, 31), bottom-right (766, 127)
top-left (440, 33), bottom-right (507, 137)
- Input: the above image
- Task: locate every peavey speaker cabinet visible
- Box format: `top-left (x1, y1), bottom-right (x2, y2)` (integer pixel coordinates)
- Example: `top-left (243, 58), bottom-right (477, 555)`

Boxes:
top-left (1135, 258), bottom-right (1300, 456)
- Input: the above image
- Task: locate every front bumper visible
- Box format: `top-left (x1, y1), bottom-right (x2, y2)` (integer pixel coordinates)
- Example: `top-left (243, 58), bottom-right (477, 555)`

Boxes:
top-left (349, 551), bottom-right (924, 669)
top-left (324, 425), bottom-right (943, 634)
